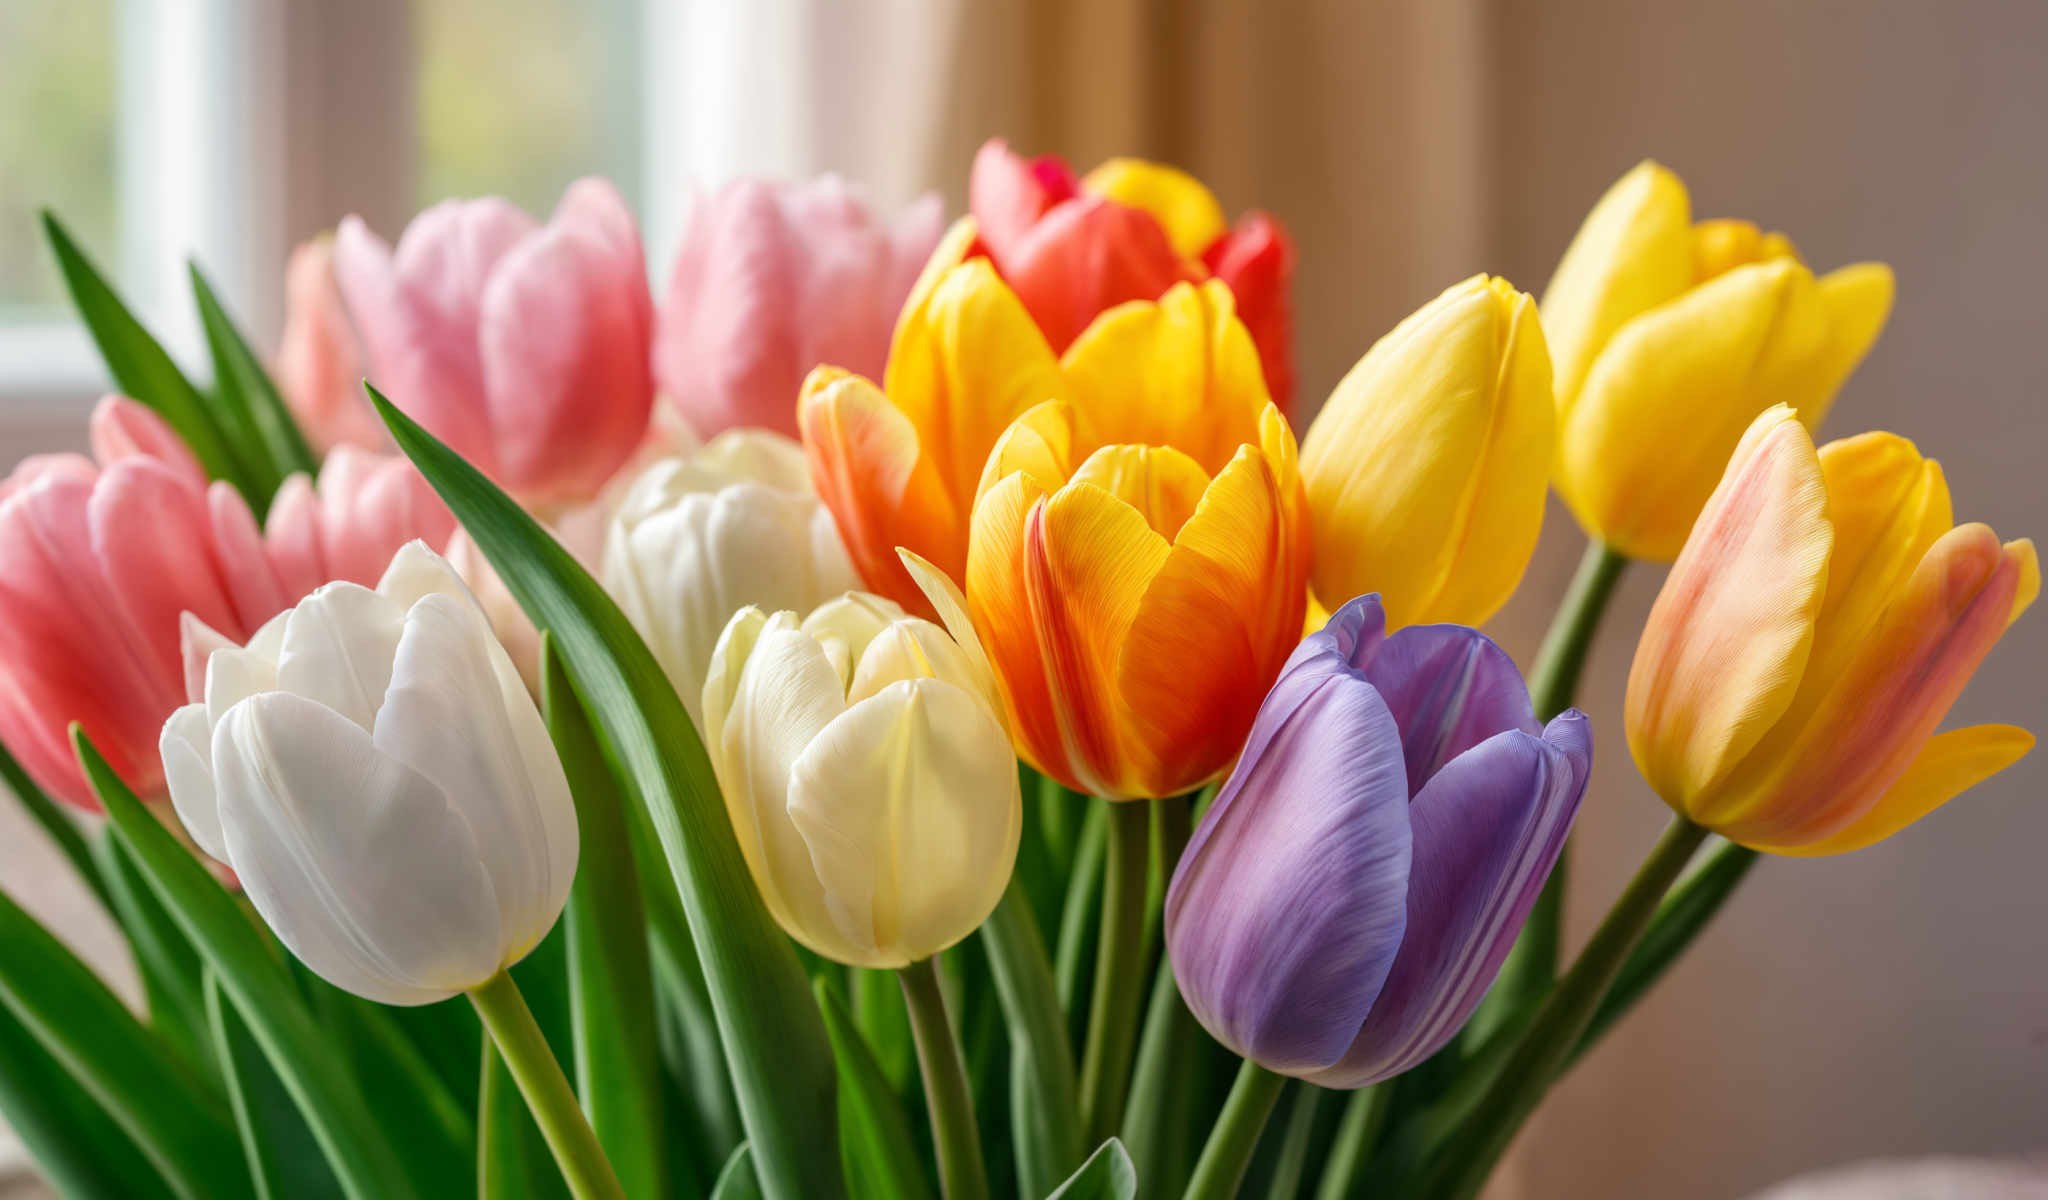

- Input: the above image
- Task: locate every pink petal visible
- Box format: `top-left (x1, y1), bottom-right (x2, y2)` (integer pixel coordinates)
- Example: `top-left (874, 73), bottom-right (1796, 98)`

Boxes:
top-left (89, 395), bottom-right (208, 488)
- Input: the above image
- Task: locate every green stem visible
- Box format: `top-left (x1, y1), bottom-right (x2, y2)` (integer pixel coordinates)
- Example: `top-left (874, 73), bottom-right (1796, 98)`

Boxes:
top-left (897, 957), bottom-right (990, 1200)
top-left (468, 970), bottom-right (626, 1200)
top-left (1419, 816), bottom-right (1709, 1200)
top-left (1077, 799), bottom-right (1152, 1141)
top-left (1183, 1059), bottom-right (1288, 1200)
top-left (1464, 540), bottom-right (1629, 1048)
top-left (1314, 1084), bottom-right (1391, 1200)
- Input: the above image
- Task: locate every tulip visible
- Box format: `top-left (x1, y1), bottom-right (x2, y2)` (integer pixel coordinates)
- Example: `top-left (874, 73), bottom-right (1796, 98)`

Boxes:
top-left (1542, 161), bottom-right (1895, 561)
top-left (333, 178), bottom-right (654, 509)
top-left (160, 541), bottom-right (577, 1003)
top-left (962, 138), bottom-right (1298, 415)
top-left (1300, 275), bottom-right (1554, 629)
top-left (602, 429), bottom-right (859, 724)
top-left (655, 177), bottom-right (945, 440)
top-left (1626, 406), bottom-right (2036, 854)
top-left (275, 237), bottom-right (387, 453)
top-left (959, 281), bottom-right (1309, 799)
top-left (0, 398), bottom-right (450, 809)
top-left (1165, 594), bottom-right (1590, 1086)
top-left (698, 554), bottom-right (1019, 969)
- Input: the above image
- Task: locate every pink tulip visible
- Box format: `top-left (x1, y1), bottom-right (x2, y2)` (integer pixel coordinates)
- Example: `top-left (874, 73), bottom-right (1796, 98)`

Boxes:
top-left (333, 179), bottom-right (655, 509)
top-left (655, 176), bottom-right (944, 440)
top-left (0, 397), bottom-right (454, 809)
top-left (274, 239), bottom-right (389, 454)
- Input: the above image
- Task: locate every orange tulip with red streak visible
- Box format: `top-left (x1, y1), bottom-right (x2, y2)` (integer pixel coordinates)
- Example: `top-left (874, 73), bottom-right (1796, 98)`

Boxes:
top-left (1627, 405), bottom-right (2037, 854)
top-left (953, 282), bottom-right (1310, 800)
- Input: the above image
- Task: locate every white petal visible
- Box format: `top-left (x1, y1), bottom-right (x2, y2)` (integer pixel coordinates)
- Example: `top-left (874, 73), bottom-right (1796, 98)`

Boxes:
top-left (160, 703), bottom-right (226, 862)
top-left (372, 592), bottom-right (576, 962)
top-left (786, 678), bottom-right (1021, 967)
top-left (848, 617), bottom-right (994, 708)
top-left (896, 550), bottom-right (1001, 718)
top-left (205, 647), bottom-right (278, 729)
top-left (700, 606), bottom-right (774, 750)
top-left (179, 613), bottom-right (237, 706)
top-left (213, 692), bottom-right (501, 1004)
top-left (275, 583), bottom-right (406, 730)
top-left (376, 539), bottom-right (481, 613)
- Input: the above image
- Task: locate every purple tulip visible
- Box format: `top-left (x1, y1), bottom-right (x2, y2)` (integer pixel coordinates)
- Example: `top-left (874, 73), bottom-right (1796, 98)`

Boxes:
top-left (1164, 594), bottom-right (1591, 1087)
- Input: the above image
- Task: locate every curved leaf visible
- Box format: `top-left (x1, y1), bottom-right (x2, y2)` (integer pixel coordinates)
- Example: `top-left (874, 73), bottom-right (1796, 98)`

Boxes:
top-left (191, 263), bottom-right (319, 496)
top-left (1047, 1138), bottom-right (1136, 1200)
top-left (0, 998), bottom-right (170, 1198)
top-left (711, 1143), bottom-right (764, 1200)
top-left (980, 883), bottom-right (1086, 1196)
top-left (814, 978), bottom-right (934, 1200)
top-left (205, 971), bottom-right (345, 1200)
top-left (93, 830), bottom-right (209, 1069)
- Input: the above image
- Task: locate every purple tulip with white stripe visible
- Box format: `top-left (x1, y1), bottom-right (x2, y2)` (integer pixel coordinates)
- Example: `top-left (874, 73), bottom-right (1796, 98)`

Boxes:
top-left (1164, 594), bottom-right (1591, 1087)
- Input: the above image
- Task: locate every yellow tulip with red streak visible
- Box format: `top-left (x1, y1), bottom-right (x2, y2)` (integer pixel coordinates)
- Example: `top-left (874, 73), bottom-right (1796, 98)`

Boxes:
top-left (1627, 406), bottom-right (2037, 854)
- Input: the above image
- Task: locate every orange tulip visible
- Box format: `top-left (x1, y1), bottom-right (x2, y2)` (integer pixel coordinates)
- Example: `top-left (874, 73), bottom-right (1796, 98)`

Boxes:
top-left (947, 282), bottom-right (1310, 799)
top-left (1626, 406), bottom-right (2037, 854)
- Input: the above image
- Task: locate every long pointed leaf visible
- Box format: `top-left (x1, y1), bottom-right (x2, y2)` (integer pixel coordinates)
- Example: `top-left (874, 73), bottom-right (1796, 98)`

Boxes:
top-left (1046, 1138), bottom-right (1136, 1199)
top-left (78, 729), bottom-right (424, 1200)
top-left (0, 885), bottom-right (246, 1200)
top-left (205, 971), bottom-right (345, 1200)
top-left (371, 387), bottom-right (843, 1199)
top-left (542, 638), bottom-right (666, 1198)
top-left (92, 830), bottom-right (210, 1068)
top-left (40, 212), bottom-right (256, 503)
top-left (0, 998), bottom-right (171, 1198)
top-left (710, 1143), bottom-right (764, 1200)
top-left (191, 263), bottom-right (319, 495)
top-left (814, 978), bottom-right (935, 1200)
top-left (980, 883), bottom-right (1085, 1196)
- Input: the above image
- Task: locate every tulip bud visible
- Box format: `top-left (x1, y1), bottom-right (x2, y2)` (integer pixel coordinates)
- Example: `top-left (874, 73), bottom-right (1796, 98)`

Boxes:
top-left (602, 429), bottom-right (860, 725)
top-left (1165, 595), bottom-right (1590, 1086)
top-left (160, 542), bottom-right (578, 1005)
top-left (275, 237), bottom-right (387, 454)
top-left (699, 555), bottom-right (1019, 968)
top-left (1300, 275), bottom-right (1554, 629)
top-left (1544, 161), bottom-right (1894, 561)
top-left (1626, 406), bottom-right (2036, 854)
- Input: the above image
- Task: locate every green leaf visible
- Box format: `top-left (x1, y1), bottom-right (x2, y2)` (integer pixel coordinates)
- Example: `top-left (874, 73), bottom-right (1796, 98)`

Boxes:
top-left (0, 883), bottom-right (247, 1200)
top-left (371, 386), bottom-right (843, 1200)
top-left (1054, 804), bottom-right (1108, 1052)
top-left (1046, 1138), bottom-right (1136, 1200)
top-left (814, 978), bottom-right (935, 1200)
top-left (0, 735), bottom-right (111, 914)
top-left (205, 971), bottom-right (345, 1200)
top-left (542, 637), bottom-right (666, 1199)
top-left (1120, 959), bottom-right (1204, 1198)
top-left (0, 997), bottom-right (171, 1198)
top-left (191, 262), bottom-right (319, 496)
top-left (979, 883), bottom-right (1085, 1197)
top-left (479, 1039), bottom-right (571, 1200)
top-left (40, 211), bottom-right (258, 506)
top-left (78, 728), bottom-right (425, 1200)
top-left (92, 830), bottom-right (210, 1068)
top-left (850, 966), bottom-right (915, 1097)
top-left (1262, 1085), bottom-right (1323, 1199)
top-left (710, 1143), bottom-right (764, 1200)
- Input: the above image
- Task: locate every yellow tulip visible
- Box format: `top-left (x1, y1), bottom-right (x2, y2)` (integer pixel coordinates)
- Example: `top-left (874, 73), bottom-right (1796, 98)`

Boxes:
top-left (1626, 406), bottom-right (2037, 855)
top-left (1299, 275), bottom-right (1554, 629)
top-left (1545, 161), bottom-right (1895, 561)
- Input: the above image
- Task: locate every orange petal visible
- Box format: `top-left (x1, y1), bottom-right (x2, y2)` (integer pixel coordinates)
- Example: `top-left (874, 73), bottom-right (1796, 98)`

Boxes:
top-left (2006, 537), bottom-right (2037, 626)
top-left (966, 473), bottom-right (1067, 782)
top-left (1069, 444), bottom-right (1211, 542)
top-left (976, 399), bottom-right (1079, 503)
top-left (1624, 408), bottom-right (1832, 812)
top-left (1080, 157), bottom-right (1227, 260)
top-left (1764, 724), bottom-right (2033, 857)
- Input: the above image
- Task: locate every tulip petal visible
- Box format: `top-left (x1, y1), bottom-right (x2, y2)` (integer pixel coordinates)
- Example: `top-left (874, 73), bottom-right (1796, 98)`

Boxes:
top-left (1319, 716), bottom-right (1587, 1087)
top-left (2006, 538), bottom-right (2037, 626)
top-left (1203, 212), bottom-right (1296, 417)
top-left (1069, 444), bottom-right (1212, 541)
top-left (88, 395), bottom-right (205, 487)
top-left (215, 691), bottom-right (502, 1005)
top-left (275, 583), bottom-right (406, 731)
top-left (1080, 157), bottom-right (1226, 261)
top-left (90, 460), bottom-right (243, 696)
top-left (1001, 195), bottom-right (1199, 353)
top-left (968, 139), bottom-right (1080, 265)
top-left (785, 677), bottom-right (1020, 968)
top-left (206, 483), bottom-right (288, 628)
top-left (1626, 409), bottom-right (1831, 808)
top-left (1166, 665), bottom-right (1412, 1075)
top-left (1768, 724), bottom-right (2033, 857)
top-left (1541, 160), bottom-right (1695, 410)
top-left (965, 473), bottom-right (1068, 781)
top-left (160, 703), bottom-right (225, 862)
top-left (1352, 622), bottom-right (1540, 789)
top-left (1798, 262), bottom-right (1895, 432)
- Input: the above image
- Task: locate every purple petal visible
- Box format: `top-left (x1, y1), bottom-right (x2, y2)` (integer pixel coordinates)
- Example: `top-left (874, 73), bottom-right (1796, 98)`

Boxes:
top-left (1311, 719), bottom-right (1588, 1087)
top-left (1289, 593), bottom-right (1389, 680)
top-left (1353, 622), bottom-right (1539, 788)
top-left (1166, 662), bottom-right (1412, 1075)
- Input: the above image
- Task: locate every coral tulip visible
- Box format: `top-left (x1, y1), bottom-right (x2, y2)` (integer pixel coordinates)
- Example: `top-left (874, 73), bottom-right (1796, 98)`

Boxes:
top-left (333, 179), bottom-right (654, 509)
top-left (698, 560), bottom-right (1019, 969)
top-left (275, 237), bottom-right (387, 453)
top-left (1626, 406), bottom-right (2036, 854)
top-left (0, 398), bottom-right (450, 809)
top-left (161, 542), bottom-right (577, 1004)
top-left (655, 177), bottom-right (944, 441)
top-left (602, 429), bottom-right (859, 725)
top-left (1166, 594), bottom-right (1589, 1086)
top-left (957, 282), bottom-right (1309, 798)
top-left (1301, 275), bottom-right (1554, 629)
top-left (1544, 161), bottom-right (1894, 561)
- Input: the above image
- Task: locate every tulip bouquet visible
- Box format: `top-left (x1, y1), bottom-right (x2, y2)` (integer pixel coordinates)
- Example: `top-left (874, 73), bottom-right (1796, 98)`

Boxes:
top-left (0, 143), bottom-right (2032, 1200)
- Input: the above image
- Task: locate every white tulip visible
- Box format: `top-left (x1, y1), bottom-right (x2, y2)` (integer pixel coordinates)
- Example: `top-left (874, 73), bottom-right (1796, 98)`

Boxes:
top-left (160, 541), bottom-right (578, 1006)
top-left (601, 429), bottom-right (858, 726)
top-left (700, 554), bottom-right (1020, 969)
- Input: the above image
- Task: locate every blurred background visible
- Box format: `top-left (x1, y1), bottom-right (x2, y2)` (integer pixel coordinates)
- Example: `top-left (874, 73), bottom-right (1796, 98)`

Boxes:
top-left (1, 1), bottom-right (2043, 1196)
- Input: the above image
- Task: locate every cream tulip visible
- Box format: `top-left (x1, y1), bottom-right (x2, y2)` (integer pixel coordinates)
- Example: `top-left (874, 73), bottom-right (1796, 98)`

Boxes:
top-left (159, 541), bottom-right (578, 1006)
top-left (602, 429), bottom-right (859, 725)
top-left (699, 555), bottom-right (1020, 969)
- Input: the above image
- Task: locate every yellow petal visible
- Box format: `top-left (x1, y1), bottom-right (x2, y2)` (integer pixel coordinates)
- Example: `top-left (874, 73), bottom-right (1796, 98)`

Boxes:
top-left (1624, 408), bottom-right (1831, 811)
top-left (1069, 443), bottom-right (1212, 542)
top-left (1060, 280), bottom-right (1269, 475)
top-left (976, 399), bottom-right (1079, 502)
top-left (1557, 258), bottom-right (1828, 560)
top-left (1541, 160), bottom-right (1695, 413)
top-left (1301, 276), bottom-right (1550, 627)
top-left (1692, 218), bottom-right (1801, 282)
top-left (897, 215), bottom-right (980, 330)
top-left (1081, 157), bottom-right (1227, 260)
top-left (1765, 724), bottom-right (2032, 857)
top-left (1796, 262), bottom-right (1894, 432)
top-left (2008, 537), bottom-right (2038, 626)
top-left (884, 258), bottom-right (1068, 509)
top-left (1800, 433), bottom-right (1952, 686)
